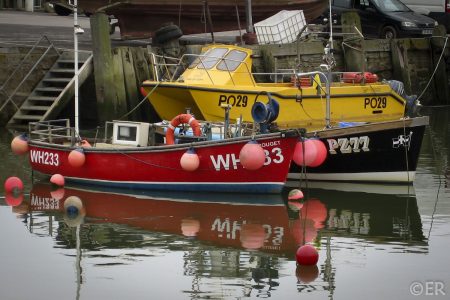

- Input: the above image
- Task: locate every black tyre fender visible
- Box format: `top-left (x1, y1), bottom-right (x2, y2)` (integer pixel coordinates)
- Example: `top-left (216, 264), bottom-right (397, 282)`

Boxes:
top-left (54, 5), bottom-right (72, 16)
top-left (380, 25), bottom-right (397, 39)
top-left (153, 24), bottom-right (183, 44)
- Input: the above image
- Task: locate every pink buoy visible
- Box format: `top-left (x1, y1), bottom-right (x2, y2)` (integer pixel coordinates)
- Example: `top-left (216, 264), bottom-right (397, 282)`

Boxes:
top-left (4, 176), bottom-right (24, 193)
top-left (50, 188), bottom-right (65, 200)
top-left (308, 139), bottom-right (327, 167)
top-left (180, 148), bottom-right (200, 171)
top-left (296, 244), bottom-right (319, 266)
top-left (239, 140), bottom-right (266, 170)
top-left (11, 134), bottom-right (29, 155)
top-left (240, 223), bottom-right (266, 250)
top-left (181, 218), bottom-right (200, 237)
top-left (68, 148), bottom-right (85, 167)
top-left (288, 189), bottom-right (304, 200)
top-left (50, 174), bottom-right (65, 187)
top-left (293, 139), bottom-right (318, 167)
top-left (5, 192), bottom-right (24, 207)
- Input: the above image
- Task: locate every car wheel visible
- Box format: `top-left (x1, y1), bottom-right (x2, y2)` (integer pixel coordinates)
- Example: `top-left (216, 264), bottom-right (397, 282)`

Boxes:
top-left (380, 25), bottom-right (397, 39)
top-left (54, 5), bottom-right (72, 16)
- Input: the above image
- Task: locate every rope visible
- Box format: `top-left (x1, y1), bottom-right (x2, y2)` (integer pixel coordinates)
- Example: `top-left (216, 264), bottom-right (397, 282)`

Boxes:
top-left (416, 36), bottom-right (448, 103)
top-left (119, 82), bottom-right (160, 120)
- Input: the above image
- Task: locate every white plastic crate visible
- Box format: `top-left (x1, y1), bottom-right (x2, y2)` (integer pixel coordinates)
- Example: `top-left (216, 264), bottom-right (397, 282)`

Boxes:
top-left (254, 10), bottom-right (307, 45)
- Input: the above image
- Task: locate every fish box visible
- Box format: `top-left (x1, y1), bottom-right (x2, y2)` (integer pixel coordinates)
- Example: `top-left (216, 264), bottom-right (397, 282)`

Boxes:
top-left (254, 10), bottom-right (307, 44)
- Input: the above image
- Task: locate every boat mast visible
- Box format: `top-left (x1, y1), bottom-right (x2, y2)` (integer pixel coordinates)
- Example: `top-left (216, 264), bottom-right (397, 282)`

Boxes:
top-left (73, 0), bottom-right (80, 136)
top-left (325, 0), bottom-right (334, 128)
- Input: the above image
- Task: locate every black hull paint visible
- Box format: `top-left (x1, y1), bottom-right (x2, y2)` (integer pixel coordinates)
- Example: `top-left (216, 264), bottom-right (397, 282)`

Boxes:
top-left (289, 117), bottom-right (428, 182)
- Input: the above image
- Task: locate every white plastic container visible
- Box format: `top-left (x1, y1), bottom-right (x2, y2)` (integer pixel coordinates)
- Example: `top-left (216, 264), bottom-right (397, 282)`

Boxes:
top-left (254, 10), bottom-right (307, 44)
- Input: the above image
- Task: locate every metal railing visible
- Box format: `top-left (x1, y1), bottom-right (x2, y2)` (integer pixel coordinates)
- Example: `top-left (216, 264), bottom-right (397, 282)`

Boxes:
top-left (0, 35), bottom-right (61, 113)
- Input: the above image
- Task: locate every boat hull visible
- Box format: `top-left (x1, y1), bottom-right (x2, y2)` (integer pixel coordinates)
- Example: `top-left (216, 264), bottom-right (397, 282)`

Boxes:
top-left (77, 0), bottom-right (328, 39)
top-left (289, 116), bottom-right (428, 183)
top-left (28, 132), bottom-right (299, 193)
top-left (142, 82), bottom-right (407, 129)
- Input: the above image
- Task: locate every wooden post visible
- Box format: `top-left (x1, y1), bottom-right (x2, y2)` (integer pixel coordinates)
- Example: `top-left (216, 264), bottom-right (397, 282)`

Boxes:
top-left (390, 39), bottom-right (413, 95)
top-left (430, 25), bottom-right (450, 105)
top-left (341, 11), bottom-right (365, 72)
top-left (90, 12), bottom-right (127, 122)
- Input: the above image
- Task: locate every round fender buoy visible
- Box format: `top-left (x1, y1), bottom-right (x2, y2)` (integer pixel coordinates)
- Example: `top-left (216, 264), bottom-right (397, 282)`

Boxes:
top-left (180, 148), bottom-right (200, 171)
top-left (293, 139), bottom-right (318, 167)
top-left (50, 188), bottom-right (65, 200)
top-left (68, 148), bottom-right (85, 167)
top-left (296, 244), bottom-right (319, 266)
top-left (240, 223), bottom-right (266, 250)
top-left (63, 196), bottom-right (85, 227)
top-left (11, 134), bottom-right (29, 155)
top-left (296, 265), bottom-right (319, 283)
top-left (239, 140), bottom-right (266, 170)
top-left (5, 192), bottom-right (24, 207)
top-left (308, 139), bottom-right (327, 167)
top-left (4, 176), bottom-right (24, 194)
top-left (50, 174), bottom-right (65, 187)
top-left (181, 218), bottom-right (200, 237)
top-left (288, 189), bottom-right (304, 200)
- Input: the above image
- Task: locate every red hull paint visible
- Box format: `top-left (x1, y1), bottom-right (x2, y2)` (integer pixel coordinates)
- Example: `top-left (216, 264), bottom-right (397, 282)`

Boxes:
top-left (28, 133), bottom-right (298, 193)
top-left (77, 0), bottom-right (328, 39)
top-left (28, 184), bottom-right (327, 253)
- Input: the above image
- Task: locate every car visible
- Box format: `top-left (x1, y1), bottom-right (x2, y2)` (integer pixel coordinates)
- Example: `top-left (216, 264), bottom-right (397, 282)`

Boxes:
top-left (401, 0), bottom-right (450, 32)
top-left (317, 0), bottom-right (438, 39)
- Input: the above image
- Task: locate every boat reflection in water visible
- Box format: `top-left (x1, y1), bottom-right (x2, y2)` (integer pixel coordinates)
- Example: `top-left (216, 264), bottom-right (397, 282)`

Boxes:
top-left (12, 182), bottom-right (426, 297)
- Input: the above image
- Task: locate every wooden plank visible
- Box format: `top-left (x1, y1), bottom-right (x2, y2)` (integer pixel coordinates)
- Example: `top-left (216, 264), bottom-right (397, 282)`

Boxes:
top-left (120, 47), bottom-right (140, 120)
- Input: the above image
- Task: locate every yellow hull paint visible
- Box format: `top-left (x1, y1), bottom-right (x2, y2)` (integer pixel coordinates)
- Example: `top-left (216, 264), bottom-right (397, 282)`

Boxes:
top-left (142, 82), bottom-right (406, 128)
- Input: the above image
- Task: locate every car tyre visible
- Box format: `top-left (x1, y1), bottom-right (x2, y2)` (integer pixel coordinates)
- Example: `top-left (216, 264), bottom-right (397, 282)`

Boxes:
top-left (153, 24), bottom-right (183, 44)
top-left (380, 25), bottom-right (397, 39)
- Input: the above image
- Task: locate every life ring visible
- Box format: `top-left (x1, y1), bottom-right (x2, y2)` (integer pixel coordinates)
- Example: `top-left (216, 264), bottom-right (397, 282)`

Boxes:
top-left (166, 114), bottom-right (202, 145)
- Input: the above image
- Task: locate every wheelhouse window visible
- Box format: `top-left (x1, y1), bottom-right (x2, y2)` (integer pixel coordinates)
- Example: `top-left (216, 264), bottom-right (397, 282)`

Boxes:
top-left (216, 50), bottom-right (248, 71)
top-left (189, 47), bottom-right (229, 69)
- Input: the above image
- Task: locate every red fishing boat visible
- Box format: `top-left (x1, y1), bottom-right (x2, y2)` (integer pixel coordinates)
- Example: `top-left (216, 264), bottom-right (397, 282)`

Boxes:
top-left (27, 183), bottom-right (327, 253)
top-left (18, 117), bottom-right (301, 193)
top-left (53, 0), bottom-right (328, 39)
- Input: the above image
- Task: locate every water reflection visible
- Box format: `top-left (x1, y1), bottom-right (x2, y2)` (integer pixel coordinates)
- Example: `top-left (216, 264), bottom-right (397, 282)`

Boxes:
top-left (3, 181), bottom-right (428, 298)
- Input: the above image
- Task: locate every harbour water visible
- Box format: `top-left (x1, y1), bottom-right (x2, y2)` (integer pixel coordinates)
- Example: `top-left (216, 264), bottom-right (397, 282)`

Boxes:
top-left (0, 106), bottom-right (449, 299)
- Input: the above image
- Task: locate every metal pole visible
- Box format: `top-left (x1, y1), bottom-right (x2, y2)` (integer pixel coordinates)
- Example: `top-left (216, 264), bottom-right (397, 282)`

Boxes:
top-left (245, 0), bottom-right (253, 33)
top-left (74, 0), bottom-right (80, 136)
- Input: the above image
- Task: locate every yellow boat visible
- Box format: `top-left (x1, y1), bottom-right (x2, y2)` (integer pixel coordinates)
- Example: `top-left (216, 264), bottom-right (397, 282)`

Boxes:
top-left (141, 44), bottom-right (413, 129)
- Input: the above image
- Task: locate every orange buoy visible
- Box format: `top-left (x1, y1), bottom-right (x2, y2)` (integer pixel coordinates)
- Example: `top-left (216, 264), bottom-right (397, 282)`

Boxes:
top-left (68, 148), bottom-right (85, 167)
top-left (308, 139), bottom-right (327, 167)
top-left (180, 148), bottom-right (200, 171)
top-left (50, 174), bottom-right (65, 187)
top-left (11, 134), bottom-right (29, 155)
top-left (293, 139), bottom-right (318, 167)
top-left (4, 176), bottom-right (24, 193)
top-left (239, 140), bottom-right (266, 170)
top-left (166, 114), bottom-right (202, 145)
